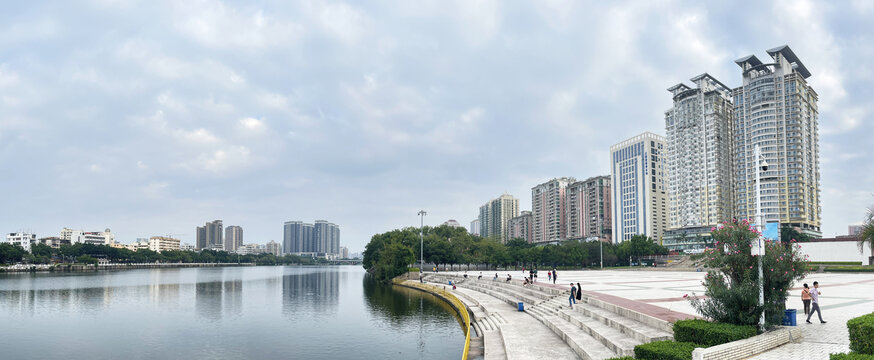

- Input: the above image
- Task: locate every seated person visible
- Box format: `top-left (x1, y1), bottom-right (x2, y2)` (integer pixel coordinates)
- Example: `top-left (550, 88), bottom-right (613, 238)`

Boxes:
top-left (505, 274), bottom-right (512, 282)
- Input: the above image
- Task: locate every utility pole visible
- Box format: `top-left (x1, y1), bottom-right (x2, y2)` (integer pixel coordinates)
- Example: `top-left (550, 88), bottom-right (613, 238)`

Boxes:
top-left (418, 210), bottom-right (427, 272)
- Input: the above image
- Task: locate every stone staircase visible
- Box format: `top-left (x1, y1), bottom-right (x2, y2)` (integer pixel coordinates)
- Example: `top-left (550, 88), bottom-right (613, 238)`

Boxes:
top-left (426, 274), bottom-right (673, 360)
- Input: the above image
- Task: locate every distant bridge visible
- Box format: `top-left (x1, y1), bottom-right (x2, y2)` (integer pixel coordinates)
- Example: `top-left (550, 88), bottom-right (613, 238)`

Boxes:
top-left (329, 259), bottom-right (360, 265)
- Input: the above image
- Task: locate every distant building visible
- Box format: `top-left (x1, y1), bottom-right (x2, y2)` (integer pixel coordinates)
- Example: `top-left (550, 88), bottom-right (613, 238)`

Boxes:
top-left (469, 219), bottom-right (480, 236)
top-left (507, 211), bottom-right (532, 243)
top-left (224, 226), bottom-right (243, 252)
top-left (266, 241), bottom-right (281, 256)
top-left (6, 233), bottom-right (37, 253)
top-left (36, 237), bottom-right (70, 249)
top-left (284, 220), bottom-right (340, 255)
top-left (442, 219), bottom-right (462, 228)
top-left (196, 220), bottom-right (223, 250)
top-left (610, 132), bottom-right (668, 243)
top-left (60, 228), bottom-right (115, 246)
top-left (339, 246), bottom-right (349, 259)
top-left (478, 193), bottom-right (520, 242)
top-left (567, 176), bottom-right (612, 242)
top-left (179, 243), bottom-right (195, 251)
top-left (532, 177), bottom-right (574, 244)
top-left (148, 236), bottom-right (180, 253)
top-left (236, 243), bottom-right (266, 255)
top-left (849, 225), bottom-right (863, 236)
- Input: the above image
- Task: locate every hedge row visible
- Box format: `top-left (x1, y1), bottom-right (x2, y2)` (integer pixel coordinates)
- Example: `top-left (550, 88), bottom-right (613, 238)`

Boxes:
top-left (604, 357), bottom-right (635, 360)
top-left (634, 340), bottom-right (699, 360)
top-left (672, 319), bottom-right (758, 347)
top-left (830, 353), bottom-right (874, 360)
top-left (848, 312), bottom-right (874, 354)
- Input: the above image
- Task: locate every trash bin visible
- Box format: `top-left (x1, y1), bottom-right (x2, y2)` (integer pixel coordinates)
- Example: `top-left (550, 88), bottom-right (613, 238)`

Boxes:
top-left (782, 309), bottom-right (797, 326)
top-left (518, 302), bottom-right (524, 311)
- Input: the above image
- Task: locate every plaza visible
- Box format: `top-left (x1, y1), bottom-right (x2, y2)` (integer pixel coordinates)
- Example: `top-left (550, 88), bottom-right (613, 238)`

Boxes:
top-left (433, 269), bottom-right (874, 359)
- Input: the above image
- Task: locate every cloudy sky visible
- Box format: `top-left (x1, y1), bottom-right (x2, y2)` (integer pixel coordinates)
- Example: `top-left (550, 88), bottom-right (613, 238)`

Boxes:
top-left (2, 0), bottom-right (873, 252)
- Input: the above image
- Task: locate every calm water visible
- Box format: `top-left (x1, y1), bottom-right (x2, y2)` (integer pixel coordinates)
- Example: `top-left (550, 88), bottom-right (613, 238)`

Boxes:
top-left (0, 266), bottom-right (464, 359)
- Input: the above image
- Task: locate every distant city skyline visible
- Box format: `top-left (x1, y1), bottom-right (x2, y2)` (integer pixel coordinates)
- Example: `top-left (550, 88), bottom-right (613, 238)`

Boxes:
top-left (2, 1), bottom-right (872, 253)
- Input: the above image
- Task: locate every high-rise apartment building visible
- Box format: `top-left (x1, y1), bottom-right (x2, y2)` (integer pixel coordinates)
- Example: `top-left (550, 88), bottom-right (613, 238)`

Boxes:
top-left (566, 176), bottom-right (613, 242)
top-left (266, 240), bottom-right (282, 256)
top-left (284, 220), bottom-right (339, 255)
top-left (733, 46), bottom-right (821, 237)
top-left (663, 74), bottom-right (734, 251)
top-left (531, 177), bottom-right (574, 244)
top-left (196, 220), bottom-right (223, 250)
top-left (469, 219), bottom-right (480, 236)
top-left (610, 133), bottom-right (668, 243)
top-left (478, 193), bottom-right (520, 242)
top-left (507, 211), bottom-right (533, 243)
top-left (224, 226), bottom-right (243, 252)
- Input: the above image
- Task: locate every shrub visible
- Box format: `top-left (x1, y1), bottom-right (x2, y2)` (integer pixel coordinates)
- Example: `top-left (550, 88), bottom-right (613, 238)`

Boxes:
top-left (634, 340), bottom-right (699, 360)
top-left (830, 353), bottom-right (874, 360)
top-left (604, 357), bottom-right (636, 360)
top-left (848, 312), bottom-right (874, 354)
top-left (673, 319), bottom-right (757, 347)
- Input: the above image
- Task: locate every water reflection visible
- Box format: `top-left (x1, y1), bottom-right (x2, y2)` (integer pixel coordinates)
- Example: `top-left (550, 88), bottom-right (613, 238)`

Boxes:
top-left (0, 274), bottom-right (115, 315)
top-left (282, 269), bottom-right (339, 319)
top-left (194, 268), bottom-right (243, 321)
top-left (362, 275), bottom-right (461, 329)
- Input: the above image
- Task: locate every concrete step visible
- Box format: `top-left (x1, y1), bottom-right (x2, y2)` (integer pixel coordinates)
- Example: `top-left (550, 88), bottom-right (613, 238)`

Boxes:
top-left (528, 312), bottom-right (618, 360)
top-left (463, 282), bottom-right (548, 304)
top-left (461, 282), bottom-right (543, 307)
top-left (583, 296), bottom-right (674, 334)
top-left (559, 309), bottom-right (641, 357)
top-left (486, 328), bottom-right (508, 360)
top-left (574, 301), bottom-right (673, 343)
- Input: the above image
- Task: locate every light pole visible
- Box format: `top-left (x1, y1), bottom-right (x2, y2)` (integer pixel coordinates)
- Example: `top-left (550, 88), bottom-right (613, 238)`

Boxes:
top-left (592, 216), bottom-right (603, 269)
top-left (754, 145), bottom-right (766, 332)
top-left (418, 210), bottom-right (426, 272)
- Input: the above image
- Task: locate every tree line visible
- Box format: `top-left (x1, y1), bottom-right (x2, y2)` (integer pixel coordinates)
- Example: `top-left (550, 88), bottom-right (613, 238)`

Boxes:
top-left (0, 242), bottom-right (329, 266)
top-left (362, 225), bottom-right (669, 281)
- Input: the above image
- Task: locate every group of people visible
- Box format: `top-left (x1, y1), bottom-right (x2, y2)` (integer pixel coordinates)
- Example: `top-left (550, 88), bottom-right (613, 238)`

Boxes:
top-left (801, 281), bottom-right (826, 324)
top-left (568, 282), bottom-right (582, 308)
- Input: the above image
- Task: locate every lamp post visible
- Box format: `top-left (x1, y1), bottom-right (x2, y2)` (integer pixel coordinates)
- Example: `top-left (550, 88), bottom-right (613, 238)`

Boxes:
top-left (592, 216), bottom-right (603, 269)
top-left (754, 145), bottom-right (766, 332)
top-left (418, 210), bottom-right (426, 272)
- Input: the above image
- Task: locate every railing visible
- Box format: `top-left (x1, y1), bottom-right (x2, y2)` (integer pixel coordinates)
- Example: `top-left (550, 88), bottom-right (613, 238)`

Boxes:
top-left (394, 279), bottom-right (472, 360)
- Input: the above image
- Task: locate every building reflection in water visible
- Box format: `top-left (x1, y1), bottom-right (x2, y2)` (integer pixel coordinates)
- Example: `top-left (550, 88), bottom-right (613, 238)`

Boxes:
top-left (0, 274), bottom-right (115, 315)
top-left (194, 268), bottom-right (243, 321)
top-left (148, 269), bottom-right (181, 306)
top-left (282, 270), bottom-right (339, 319)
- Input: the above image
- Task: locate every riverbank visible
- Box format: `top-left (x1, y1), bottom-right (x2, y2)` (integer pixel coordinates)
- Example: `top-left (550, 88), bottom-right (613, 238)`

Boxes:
top-left (393, 275), bottom-right (472, 360)
top-left (0, 262), bottom-right (256, 272)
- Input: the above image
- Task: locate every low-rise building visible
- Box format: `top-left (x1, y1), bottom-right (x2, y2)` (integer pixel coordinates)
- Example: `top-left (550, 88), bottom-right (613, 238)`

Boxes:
top-left (60, 228), bottom-right (115, 245)
top-left (6, 233), bottom-right (37, 253)
top-left (179, 243), bottom-right (195, 251)
top-left (148, 236), bottom-right (180, 253)
top-left (37, 237), bottom-right (71, 249)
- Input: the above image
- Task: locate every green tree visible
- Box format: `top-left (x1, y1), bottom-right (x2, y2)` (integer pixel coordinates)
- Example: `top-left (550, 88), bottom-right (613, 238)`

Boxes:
top-left (781, 225), bottom-right (811, 243)
top-left (76, 255), bottom-right (98, 265)
top-left (31, 243), bottom-right (54, 258)
top-left (689, 219), bottom-right (809, 328)
top-left (859, 207), bottom-right (874, 264)
top-left (0, 243), bottom-right (27, 264)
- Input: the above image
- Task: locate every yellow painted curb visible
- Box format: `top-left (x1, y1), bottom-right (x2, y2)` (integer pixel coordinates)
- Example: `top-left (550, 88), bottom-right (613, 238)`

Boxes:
top-left (393, 278), bottom-right (471, 360)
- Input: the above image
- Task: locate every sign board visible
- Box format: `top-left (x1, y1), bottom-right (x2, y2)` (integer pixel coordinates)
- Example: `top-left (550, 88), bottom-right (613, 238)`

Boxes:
top-left (751, 221), bottom-right (780, 256)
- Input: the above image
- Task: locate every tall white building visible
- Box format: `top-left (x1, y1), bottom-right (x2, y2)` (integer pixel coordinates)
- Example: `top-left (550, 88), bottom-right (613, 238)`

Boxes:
top-left (148, 236), bottom-right (180, 252)
top-left (663, 74), bottom-right (734, 251)
top-left (478, 193), bottom-right (520, 242)
top-left (610, 133), bottom-right (668, 243)
top-left (531, 177), bottom-right (574, 244)
top-left (6, 233), bottom-right (37, 253)
top-left (733, 45), bottom-right (821, 237)
top-left (469, 219), bottom-right (480, 236)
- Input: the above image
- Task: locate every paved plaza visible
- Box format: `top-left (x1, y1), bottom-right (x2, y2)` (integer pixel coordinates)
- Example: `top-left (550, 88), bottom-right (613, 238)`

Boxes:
top-left (448, 268), bottom-right (874, 359)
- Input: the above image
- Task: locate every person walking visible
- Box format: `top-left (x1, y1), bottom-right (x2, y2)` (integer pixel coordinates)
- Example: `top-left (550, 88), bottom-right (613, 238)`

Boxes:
top-left (576, 282), bottom-right (582, 302)
top-left (805, 281), bottom-right (826, 324)
top-left (552, 268), bottom-right (557, 284)
top-left (548, 271), bottom-right (552, 282)
top-left (801, 283), bottom-right (812, 315)
top-left (568, 283), bottom-right (577, 309)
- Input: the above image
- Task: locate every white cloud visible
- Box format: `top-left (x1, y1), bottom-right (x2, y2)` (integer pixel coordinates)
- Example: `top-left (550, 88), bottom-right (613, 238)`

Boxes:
top-left (239, 117), bottom-right (265, 131)
top-left (173, 0), bottom-right (303, 49)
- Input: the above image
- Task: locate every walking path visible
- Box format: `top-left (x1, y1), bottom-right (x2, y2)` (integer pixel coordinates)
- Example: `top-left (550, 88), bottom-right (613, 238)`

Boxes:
top-left (436, 269), bottom-right (874, 360)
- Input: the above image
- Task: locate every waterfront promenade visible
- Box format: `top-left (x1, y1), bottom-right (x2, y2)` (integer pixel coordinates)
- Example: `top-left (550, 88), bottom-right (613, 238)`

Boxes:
top-left (429, 269), bottom-right (874, 360)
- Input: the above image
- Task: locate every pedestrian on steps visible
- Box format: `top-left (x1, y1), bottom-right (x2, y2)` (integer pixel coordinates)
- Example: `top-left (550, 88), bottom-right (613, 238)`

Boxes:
top-left (552, 269), bottom-right (557, 284)
top-left (548, 271), bottom-right (552, 282)
top-left (576, 282), bottom-right (582, 302)
top-left (569, 283), bottom-right (577, 308)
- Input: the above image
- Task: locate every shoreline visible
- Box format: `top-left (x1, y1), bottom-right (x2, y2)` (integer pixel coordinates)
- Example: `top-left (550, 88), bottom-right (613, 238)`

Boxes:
top-left (393, 276), bottom-right (472, 360)
top-left (1, 262), bottom-right (260, 273)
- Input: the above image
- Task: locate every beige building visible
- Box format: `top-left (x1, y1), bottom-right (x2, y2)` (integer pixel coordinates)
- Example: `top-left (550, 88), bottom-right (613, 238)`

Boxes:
top-left (148, 236), bottom-right (180, 252)
top-left (566, 176), bottom-right (613, 242)
top-left (531, 177), bottom-right (574, 244)
top-left (610, 133), bottom-right (669, 243)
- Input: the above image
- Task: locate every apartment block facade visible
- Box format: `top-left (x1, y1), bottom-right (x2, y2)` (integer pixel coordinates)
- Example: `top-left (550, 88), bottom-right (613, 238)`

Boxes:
top-left (732, 45), bottom-right (821, 237)
top-left (284, 220), bottom-right (340, 256)
top-left (196, 220), bottom-right (223, 250)
top-left (478, 193), bottom-right (520, 242)
top-left (507, 210), bottom-right (533, 243)
top-left (531, 177), bottom-right (574, 244)
top-left (610, 133), bottom-right (668, 243)
top-left (224, 226), bottom-right (243, 252)
top-left (566, 176), bottom-right (613, 242)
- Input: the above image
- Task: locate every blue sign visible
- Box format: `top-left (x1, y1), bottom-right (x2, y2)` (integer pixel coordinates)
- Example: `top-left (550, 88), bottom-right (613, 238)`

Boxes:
top-left (763, 222), bottom-right (780, 242)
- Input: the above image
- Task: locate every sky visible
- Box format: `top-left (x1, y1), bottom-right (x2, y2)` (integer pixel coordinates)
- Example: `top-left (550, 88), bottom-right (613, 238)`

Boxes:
top-left (1, 0), bottom-right (873, 253)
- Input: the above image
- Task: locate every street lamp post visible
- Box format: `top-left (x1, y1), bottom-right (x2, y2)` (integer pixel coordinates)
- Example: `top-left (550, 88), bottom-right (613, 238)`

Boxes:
top-left (418, 210), bottom-right (426, 272)
top-left (593, 216), bottom-right (603, 269)
top-left (755, 145), bottom-right (766, 332)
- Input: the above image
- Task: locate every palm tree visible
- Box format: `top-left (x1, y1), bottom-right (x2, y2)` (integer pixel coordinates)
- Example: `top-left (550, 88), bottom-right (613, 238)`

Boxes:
top-left (860, 206), bottom-right (874, 265)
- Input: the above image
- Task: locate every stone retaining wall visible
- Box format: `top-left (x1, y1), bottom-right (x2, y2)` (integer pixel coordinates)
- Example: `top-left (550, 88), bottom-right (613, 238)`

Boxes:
top-left (692, 326), bottom-right (803, 360)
